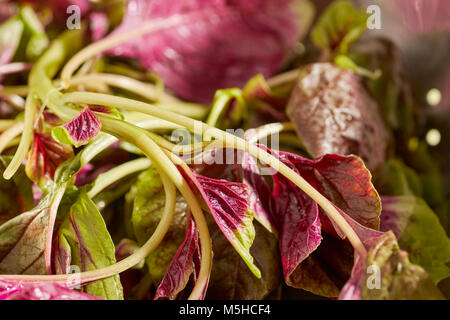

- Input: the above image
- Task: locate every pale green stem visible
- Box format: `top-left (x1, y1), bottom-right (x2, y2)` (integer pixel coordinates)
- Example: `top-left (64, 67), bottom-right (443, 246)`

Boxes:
top-left (66, 73), bottom-right (209, 119)
top-left (247, 122), bottom-right (295, 144)
top-left (87, 158), bottom-right (152, 198)
top-left (2, 94), bottom-right (38, 179)
top-left (0, 121), bottom-right (24, 154)
top-left (266, 68), bottom-right (301, 88)
top-left (0, 120), bottom-right (18, 132)
top-left (0, 86), bottom-right (29, 96)
top-left (205, 93), bottom-right (230, 128)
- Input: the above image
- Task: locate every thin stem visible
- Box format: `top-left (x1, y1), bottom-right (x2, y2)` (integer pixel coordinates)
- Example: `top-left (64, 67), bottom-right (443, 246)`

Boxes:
top-left (87, 158), bottom-right (151, 198)
top-left (66, 73), bottom-right (208, 119)
top-left (0, 62), bottom-right (32, 76)
top-left (205, 93), bottom-right (230, 128)
top-left (266, 68), bottom-right (301, 88)
top-left (3, 137), bottom-right (20, 150)
top-left (146, 131), bottom-right (212, 156)
top-left (0, 120), bottom-right (18, 132)
top-left (0, 86), bottom-right (29, 97)
top-left (2, 94), bottom-right (38, 180)
top-left (0, 121), bottom-right (24, 154)
top-left (64, 92), bottom-right (367, 257)
top-left (247, 122), bottom-right (295, 144)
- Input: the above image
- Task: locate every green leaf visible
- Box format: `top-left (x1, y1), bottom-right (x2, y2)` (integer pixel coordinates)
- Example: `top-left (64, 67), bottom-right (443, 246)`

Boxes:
top-left (54, 192), bottom-right (124, 300)
top-left (361, 232), bottom-right (444, 299)
top-left (0, 16), bottom-right (23, 59)
top-left (18, 6), bottom-right (49, 60)
top-left (350, 39), bottom-right (415, 134)
top-left (127, 166), bottom-right (188, 285)
top-left (0, 185), bottom-right (66, 274)
top-left (310, 0), bottom-right (368, 57)
top-left (207, 218), bottom-right (281, 299)
top-left (381, 196), bottom-right (450, 284)
top-left (374, 159), bottom-right (423, 197)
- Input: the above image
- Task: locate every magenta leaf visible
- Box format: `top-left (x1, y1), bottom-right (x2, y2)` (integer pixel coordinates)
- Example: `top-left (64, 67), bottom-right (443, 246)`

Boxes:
top-left (391, 0), bottom-right (450, 34)
top-left (287, 63), bottom-right (389, 171)
top-left (107, 0), bottom-right (304, 103)
top-left (243, 146), bottom-right (381, 295)
top-left (89, 13), bottom-right (109, 42)
top-left (25, 132), bottom-right (74, 187)
top-left (271, 162), bottom-right (323, 284)
top-left (52, 107), bottom-right (102, 148)
top-left (0, 281), bottom-right (102, 300)
top-left (272, 150), bottom-right (381, 233)
top-left (154, 216), bottom-right (205, 300)
top-left (179, 166), bottom-right (260, 278)
top-left (241, 150), bottom-right (277, 234)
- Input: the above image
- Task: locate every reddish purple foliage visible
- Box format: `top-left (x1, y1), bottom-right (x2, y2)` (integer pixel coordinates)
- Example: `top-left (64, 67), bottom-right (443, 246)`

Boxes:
top-left (154, 216), bottom-right (204, 300)
top-left (108, 0), bottom-right (303, 103)
top-left (62, 107), bottom-right (102, 146)
top-left (391, 0), bottom-right (450, 34)
top-left (0, 281), bottom-right (102, 300)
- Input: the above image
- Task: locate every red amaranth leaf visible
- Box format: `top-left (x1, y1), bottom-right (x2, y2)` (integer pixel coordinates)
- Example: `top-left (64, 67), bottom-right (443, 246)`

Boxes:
top-left (247, 146), bottom-right (381, 296)
top-left (271, 163), bottom-right (322, 283)
top-left (52, 108), bottom-right (102, 148)
top-left (278, 152), bottom-right (381, 233)
top-left (25, 132), bottom-right (74, 186)
top-left (154, 216), bottom-right (204, 300)
top-left (0, 280), bottom-right (102, 300)
top-left (257, 147), bottom-right (381, 236)
top-left (287, 63), bottom-right (389, 171)
top-left (107, 0), bottom-right (305, 103)
top-left (179, 166), bottom-right (260, 278)
top-left (391, 0), bottom-right (450, 34)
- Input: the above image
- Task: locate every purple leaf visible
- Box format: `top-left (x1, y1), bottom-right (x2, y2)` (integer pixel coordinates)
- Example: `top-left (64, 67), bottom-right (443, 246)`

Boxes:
top-left (391, 0), bottom-right (450, 34)
top-left (251, 147), bottom-right (381, 295)
top-left (241, 151), bottom-right (277, 234)
top-left (271, 150), bottom-right (381, 234)
top-left (107, 0), bottom-right (304, 103)
top-left (25, 132), bottom-right (74, 186)
top-left (52, 108), bottom-right (102, 148)
top-left (90, 12), bottom-right (109, 42)
top-left (272, 164), bottom-right (323, 284)
top-left (179, 166), bottom-right (260, 278)
top-left (287, 63), bottom-right (389, 171)
top-left (154, 216), bottom-right (204, 300)
top-left (0, 281), bottom-right (102, 300)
